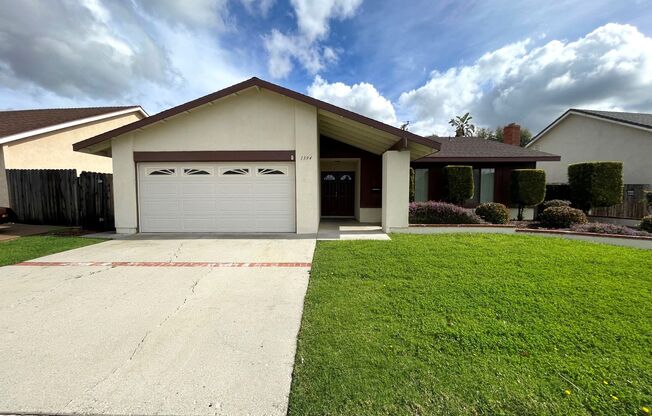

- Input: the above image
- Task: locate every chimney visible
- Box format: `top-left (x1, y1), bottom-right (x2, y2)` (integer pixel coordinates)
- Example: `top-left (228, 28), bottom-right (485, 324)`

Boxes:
top-left (503, 123), bottom-right (521, 146)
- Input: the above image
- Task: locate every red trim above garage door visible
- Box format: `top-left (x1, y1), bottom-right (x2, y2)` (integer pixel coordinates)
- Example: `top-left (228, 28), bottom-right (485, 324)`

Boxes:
top-left (133, 150), bottom-right (296, 162)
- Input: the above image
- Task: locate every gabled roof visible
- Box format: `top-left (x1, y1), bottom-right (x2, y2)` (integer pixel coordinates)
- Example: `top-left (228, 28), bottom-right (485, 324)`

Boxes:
top-left (527, 108), bottom-right (652, 147)
top-left (415, 136), bottom-right (560, 162)
top-left (0, 106), bottom-right (147, 145)
top-left (72, 77), bottom-right (440, 156)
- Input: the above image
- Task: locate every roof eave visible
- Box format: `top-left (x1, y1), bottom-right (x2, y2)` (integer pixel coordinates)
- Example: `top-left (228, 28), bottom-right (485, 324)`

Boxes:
top-left (73, 77), bottom-right (440, 153)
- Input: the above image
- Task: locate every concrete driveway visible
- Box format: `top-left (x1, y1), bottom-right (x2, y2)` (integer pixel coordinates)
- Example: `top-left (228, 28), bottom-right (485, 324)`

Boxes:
top-left (0, 235), bottom-right (315, 416)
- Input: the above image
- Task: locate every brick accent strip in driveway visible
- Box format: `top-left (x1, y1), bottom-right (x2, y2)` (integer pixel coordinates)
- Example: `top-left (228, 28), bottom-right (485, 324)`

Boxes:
top-left (16, 261), bottom-right (312, 268)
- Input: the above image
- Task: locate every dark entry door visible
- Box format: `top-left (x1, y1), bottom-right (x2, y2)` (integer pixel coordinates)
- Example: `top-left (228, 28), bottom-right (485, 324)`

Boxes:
top-left (321, 171), bottom-right (355, 216)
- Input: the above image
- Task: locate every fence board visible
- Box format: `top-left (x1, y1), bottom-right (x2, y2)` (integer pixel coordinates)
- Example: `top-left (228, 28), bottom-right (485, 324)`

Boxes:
top-left (591, 184), bottom-right (650, 220)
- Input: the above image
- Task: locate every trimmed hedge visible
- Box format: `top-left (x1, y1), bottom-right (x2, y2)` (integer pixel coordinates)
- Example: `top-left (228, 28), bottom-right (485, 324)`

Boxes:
top-left (475, 202), bottom-right (510, 224)
top-left (542, 199), bottom-right (571, 209)
top-left (545, 183), bottom-right (571, 202)
top-left (409, 168), bottom-right (416, 203)
top-left (443, 165), bottom-right (474, 205)
top-left (511, 169), bottom-right (546, 220)
top-left (640, 215), bottom-right (652, 233)
top-left (539, 206), bottom-right (588, 229)
top-left (568, 162), bottom-right (623, 212)
top-left (409, 201), bottom-right (483, 224)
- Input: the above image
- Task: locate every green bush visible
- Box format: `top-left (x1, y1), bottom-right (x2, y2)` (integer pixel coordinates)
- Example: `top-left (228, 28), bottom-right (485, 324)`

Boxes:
top-left (539, 206), bottom-right (588, 229)
top-left (640, 215), bottom-right (652, 233)
top-left (443, 165), bottom-right (474, 205)
top-left (511, 169), bottom-right (546, 220)
top-left (568, 162), bottom-right (623, 212)
top-left (409, 168), bottom-right (416, 203)
top-left (475, 202), bottom-right (510, 224)
top-left (542, 199), bottom-right (571, 209)
top-left (545, 183), bottom-right (571, 201)
top-left (409, 201), bottom-right (483, 224)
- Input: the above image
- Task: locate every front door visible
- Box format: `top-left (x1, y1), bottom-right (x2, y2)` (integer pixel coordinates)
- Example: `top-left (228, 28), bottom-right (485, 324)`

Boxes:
top-left (321, 171), bottom-right (355, 216)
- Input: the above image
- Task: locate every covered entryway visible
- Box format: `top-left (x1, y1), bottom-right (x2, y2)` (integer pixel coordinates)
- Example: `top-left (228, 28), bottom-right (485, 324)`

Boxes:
top-left (137, 162), bottom-right (295, 233)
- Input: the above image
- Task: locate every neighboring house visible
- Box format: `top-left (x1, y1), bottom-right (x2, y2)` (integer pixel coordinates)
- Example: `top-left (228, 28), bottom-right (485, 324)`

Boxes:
top-left (526, 109), bottom-right (652, 185)
top-left (412, 124), bottom-right (560, 211)
top-left (0, 106), bottom-right (147, 207)
top-left (73, 78), bottom-right (440, 234)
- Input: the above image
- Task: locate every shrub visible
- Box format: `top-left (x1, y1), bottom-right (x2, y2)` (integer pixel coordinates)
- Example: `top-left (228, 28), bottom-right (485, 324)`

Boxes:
top-left (571, 223), bottom-right (650, 236)
top-left (539, 206), bottom-right (588, 229)
top-left (443, 165), bottom-right (474, 205)
top-left (640, 215), bottom-right (652, 233)
top-left (409, 201), bottom-right (483, 224)
top-left (511, 169), bottom-right (546, 220)
top-left (475, 202), bottom-right (510, 224)
top-left (409, 168), bottom-right (416, 203)
top-left (542, 199), bottom-right (571, 209)
top-left (545, 183), bottom-right (571, 201)
top-left (568, 162), bottom-right (623, 212)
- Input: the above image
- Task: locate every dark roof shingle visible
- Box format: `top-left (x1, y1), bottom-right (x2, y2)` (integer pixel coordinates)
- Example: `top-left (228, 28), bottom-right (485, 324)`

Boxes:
top-left (0, 107), bottom-right (139, 139)
top-left (416, 136), bottom-right (560, 162)
top-left (571, 109), bottom-right (652, 130)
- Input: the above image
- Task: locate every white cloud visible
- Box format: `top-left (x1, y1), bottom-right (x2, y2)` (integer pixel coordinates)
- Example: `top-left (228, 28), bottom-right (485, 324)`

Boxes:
top-left (307, 76), bottom-right (397, 125)
top-left (264, 0), bottom-right (363, 78)
top-left (0, 0), bottom-right (253, 113)
top-left (134, 0), bottom-right (231, 30)
top-left (239, 0), bottom-right (276, 17)
top-left (399, 23), bottom-right (652, 135)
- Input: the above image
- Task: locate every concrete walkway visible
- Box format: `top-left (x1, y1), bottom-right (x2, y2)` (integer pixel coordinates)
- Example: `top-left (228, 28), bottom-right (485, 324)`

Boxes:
top-left (0, 236), bottom-right (315, 416)
top-left (317, 219), bottom-right (390, 240)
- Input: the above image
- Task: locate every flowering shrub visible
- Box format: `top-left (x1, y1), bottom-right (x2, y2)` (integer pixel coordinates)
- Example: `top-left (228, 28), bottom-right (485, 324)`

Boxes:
top-left (571, 223), bottom-right (650, 236)
top-left (475, 202), bottom-right (510, 224)
top-left (409, 201), bottom-right (484, 224)
top-left (640, 215), bottom-right (652, 233)
top-left (539, 206), bottom-right (587, 229)
top-left (542, 199), bottom-right (572, 209)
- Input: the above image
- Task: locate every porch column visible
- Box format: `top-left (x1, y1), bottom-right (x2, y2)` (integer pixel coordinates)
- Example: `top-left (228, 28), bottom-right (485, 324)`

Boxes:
top-left (382, 150), bottom-right (410, 232)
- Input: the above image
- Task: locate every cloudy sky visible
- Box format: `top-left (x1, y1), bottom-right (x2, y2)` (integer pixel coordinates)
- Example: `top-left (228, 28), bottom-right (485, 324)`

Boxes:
top-left (1, 0), bottom-right (651, 135)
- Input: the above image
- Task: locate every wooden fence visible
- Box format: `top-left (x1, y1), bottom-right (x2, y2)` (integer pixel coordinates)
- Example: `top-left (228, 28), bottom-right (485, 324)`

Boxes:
top-left (591, 184), bottom-right (650, 220)
top-left (7, 169), bottom-right (114, 230)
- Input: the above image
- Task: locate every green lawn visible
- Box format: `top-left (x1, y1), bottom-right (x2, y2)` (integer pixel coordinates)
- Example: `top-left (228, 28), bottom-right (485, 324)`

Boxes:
top-left (289, 234), bottom-right (652, 416)
top-left (0, 234), bottom-right (105, 266)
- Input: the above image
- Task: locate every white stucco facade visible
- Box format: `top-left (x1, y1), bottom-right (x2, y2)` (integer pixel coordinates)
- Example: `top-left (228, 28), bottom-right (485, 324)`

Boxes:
top-left (530, 114), bottom-right (652, 184)
top-left (382, 151), bottom-right (410, 232)
top-left (90, 83), bottom-right (426, 235)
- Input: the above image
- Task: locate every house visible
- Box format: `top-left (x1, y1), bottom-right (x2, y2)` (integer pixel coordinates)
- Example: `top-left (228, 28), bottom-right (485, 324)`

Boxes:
top-left (73, 78), bottom-right (440, 234)
top-left (412, 123), bottom-right (560, 217)
top-left (526, 109), bottom-right (652, 185)
top-left (0, 106), bottom-right (147, 207)
top-left (72, 79), bottom-right (560, 234)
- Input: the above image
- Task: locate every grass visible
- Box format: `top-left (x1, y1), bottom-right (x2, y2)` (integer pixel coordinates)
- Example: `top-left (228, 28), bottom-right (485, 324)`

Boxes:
top-left (288, 234), bottom-right (652, 416)
top-left (0, 233), bottom-right (105, 266)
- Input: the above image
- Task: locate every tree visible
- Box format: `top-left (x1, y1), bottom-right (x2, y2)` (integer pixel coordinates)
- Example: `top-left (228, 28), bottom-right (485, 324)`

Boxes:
top-left (475, 127), bottom-right (496, 140)
top-left (448, 113), bottom-right (475, 137)
top-left (511, 169), bottom-right (546, 220)
top-left (568, 162), bottom-right (623, 213)
top-left (443, 165), bottom-right (474, 205)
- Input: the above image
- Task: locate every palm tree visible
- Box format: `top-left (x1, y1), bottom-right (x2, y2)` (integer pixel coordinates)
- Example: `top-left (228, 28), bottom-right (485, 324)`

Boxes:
top-left (448, 113), bottom-right (475, 137)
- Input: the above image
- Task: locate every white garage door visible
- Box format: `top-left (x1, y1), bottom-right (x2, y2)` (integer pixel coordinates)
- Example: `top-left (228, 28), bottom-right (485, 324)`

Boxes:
top-left (138, 162), bottom-right (295, 233)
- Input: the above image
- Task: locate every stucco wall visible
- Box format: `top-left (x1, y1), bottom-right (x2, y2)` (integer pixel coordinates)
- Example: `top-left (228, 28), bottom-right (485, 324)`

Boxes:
top-left (532, 114), bottom-right (652, 184)
top-left (112, 88), bottom-right (320, 234)
top-left (0, 147), bottom-right (8, 207)
top-left (2, 112), bottom-right (142, 174)
top-left (382, 150), bottom-right (410, 231)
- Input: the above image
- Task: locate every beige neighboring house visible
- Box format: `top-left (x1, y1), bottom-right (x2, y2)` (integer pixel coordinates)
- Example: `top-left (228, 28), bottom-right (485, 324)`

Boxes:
top-left (0, 106), bottom-right (147, 207)
top-left (527, 109), bottom-right (652, 185)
